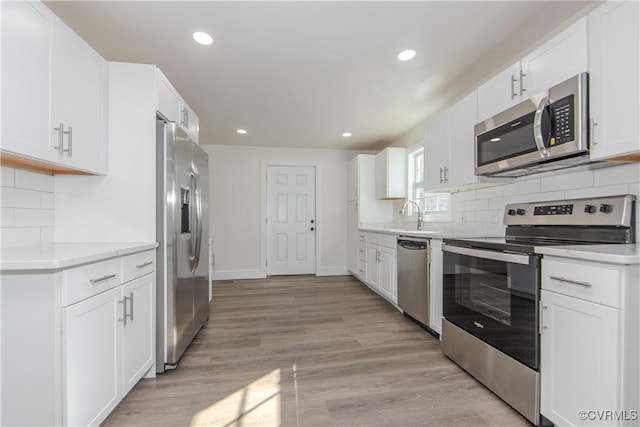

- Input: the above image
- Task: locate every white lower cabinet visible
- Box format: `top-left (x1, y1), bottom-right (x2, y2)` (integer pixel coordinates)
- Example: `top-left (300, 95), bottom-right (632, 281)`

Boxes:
top-left (364, 233), bottom-right (397, 304)
top-left (64, 287), bottom-right (121, 427)
top-left (540, 256), bottom-right (639, 427)
top-left (122, 275), bottom-right (155, 394)
top-left (0, 249), bottom-right (156, 427)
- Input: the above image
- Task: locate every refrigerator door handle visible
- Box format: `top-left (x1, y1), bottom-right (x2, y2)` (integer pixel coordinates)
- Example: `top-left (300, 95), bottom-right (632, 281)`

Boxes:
top-left (189, 169), bottom-right (197, 270)
top-left (194, 166), bottom-right (203, 271)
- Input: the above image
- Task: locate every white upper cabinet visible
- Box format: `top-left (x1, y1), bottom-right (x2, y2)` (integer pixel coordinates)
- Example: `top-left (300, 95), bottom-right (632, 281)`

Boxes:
top-left (424, 108), bottom-right (450, 191)
top-left (477, 62), bottom-right (523, 123)
top-left (425, 91), bottom-right (495, 192)
top-left (1, 1), bottom-right (53, 163)
top-left (51, 14), bottom-right (108, 175)
top-left (448, 91), bottom-right (479, 188)
top-left (588, 1), bottom-right (640, 161)
top-left (478, 17), bottom-right (587, 122)
top-left (375, 147), bottom-right (406, 199)
top-left (157, 70), bottom-right (200, 143)
top-left (1, 1), bottom-right (108, 175)
top-left (180, 101), bottom-right (200, 144)
top-left (157, 72), bottom-right (182, 124)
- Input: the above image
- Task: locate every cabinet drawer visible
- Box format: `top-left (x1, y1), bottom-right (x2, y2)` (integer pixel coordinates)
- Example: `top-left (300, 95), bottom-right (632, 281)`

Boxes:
top-left (358, 240), bottom-right (367, 262)
top-left (63, 258), bottom-right (122, 306)
top-left (358, 260), bottom-right (367, 278)
top-left (367, 232), bottom-right (397, 248)
top-left (380, 234), bottom-right (397, 249)
top-left (542, 258), bottom-right (621, 307)
top-left (122, 250), bottom-right (155, 282)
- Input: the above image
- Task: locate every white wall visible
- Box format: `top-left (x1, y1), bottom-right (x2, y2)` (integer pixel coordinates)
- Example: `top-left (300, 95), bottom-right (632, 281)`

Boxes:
top-left (0, 167), bottom-right (55, 248)
top-left (203, 144), bottom-right (359, 279)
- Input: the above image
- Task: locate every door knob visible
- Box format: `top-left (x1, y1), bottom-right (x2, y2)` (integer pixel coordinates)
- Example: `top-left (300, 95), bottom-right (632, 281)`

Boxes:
top-left (310, 220), bottom-right (315, 224)
top-left (310, 227), bottom-right (315, 231)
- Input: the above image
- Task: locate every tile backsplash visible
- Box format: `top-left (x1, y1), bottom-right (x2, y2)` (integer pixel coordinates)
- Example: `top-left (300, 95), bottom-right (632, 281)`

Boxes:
top-left (395, 162), bottom-right (640, 241)
top-left (1, 166), bottom-right (55, 249)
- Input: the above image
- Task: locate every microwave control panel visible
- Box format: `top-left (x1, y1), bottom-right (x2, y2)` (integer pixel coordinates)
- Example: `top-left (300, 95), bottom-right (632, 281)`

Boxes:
top-left (550, 95), bottom-right (574, 146)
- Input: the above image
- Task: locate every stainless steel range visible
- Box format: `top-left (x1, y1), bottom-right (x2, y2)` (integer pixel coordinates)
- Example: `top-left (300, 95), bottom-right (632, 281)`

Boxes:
top-left (441, 195), bottom-right (635, 425)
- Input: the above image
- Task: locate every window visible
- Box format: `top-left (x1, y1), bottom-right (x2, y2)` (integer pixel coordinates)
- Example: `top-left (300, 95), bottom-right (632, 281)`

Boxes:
top-left (406, 143), bottom-right (451, 221)
top-left (408, 145), bottom-right (425, 213)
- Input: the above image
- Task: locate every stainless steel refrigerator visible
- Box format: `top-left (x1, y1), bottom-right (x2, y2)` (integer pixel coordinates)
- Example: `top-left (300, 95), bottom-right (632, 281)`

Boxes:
top-left (156, 118), bottom-right (209, 372)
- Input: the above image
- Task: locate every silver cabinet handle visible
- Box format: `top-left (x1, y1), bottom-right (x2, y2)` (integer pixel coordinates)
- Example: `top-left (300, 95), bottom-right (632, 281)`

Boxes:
top-left (590, 118), bottom-right (598, 146)
top-left (54, 123), bottom-right (65, 155)
top-left (64, 126), bottom-right (72, 157)
top-left (550, 276), bottom-right (592, 288)
top-left (128, 291), bottom-right (134, 322)
top-left (135, 261), bottom-right (153, 269)
top-left (119, 297), bottom-right (127, 326)
top-left (511, 75), bottom-right (517, 100)
top-left (519, 70), bottom-right (527, 96)
top-left (89, 274), bottom-right (117, 284)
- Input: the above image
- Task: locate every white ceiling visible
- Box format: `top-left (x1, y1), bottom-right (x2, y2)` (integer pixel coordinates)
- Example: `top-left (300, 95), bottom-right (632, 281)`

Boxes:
top-left (45, 1), bottom-right (594, 151)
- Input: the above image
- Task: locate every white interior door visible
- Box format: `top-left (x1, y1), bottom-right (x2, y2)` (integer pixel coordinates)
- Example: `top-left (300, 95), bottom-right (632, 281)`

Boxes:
top-left (266, 166), bottom-right (316, 275)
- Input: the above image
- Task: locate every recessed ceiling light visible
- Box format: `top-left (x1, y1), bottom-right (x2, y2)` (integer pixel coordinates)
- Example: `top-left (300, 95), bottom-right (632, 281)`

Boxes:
top-left (193, 31), bottom-right (213, 45)
top-left (237, 129), bottom-right (247, 134)
top-left (342, 132), bottom-right (352, 137)
top-left (397, 49), bottom-right (416, 61)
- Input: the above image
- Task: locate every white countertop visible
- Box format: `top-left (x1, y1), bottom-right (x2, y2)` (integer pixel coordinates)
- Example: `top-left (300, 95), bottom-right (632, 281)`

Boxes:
top-left (535, 244), bottom-right (640, 265)
top-left (1, 242), bottom-right (159, 271)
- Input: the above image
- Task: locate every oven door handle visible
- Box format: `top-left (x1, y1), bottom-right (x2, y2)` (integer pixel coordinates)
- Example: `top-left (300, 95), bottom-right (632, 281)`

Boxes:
top-left (442, 244), bottom-right (531, 265)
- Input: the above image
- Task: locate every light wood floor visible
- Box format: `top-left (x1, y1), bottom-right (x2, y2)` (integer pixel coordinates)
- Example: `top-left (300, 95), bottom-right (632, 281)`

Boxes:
top-left (105, 275), bottom-right (528, 427)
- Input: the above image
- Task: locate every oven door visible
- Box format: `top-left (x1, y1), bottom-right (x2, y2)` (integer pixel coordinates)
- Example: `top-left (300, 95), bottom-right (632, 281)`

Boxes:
top-left (442, 244), bottom-right (540, 370)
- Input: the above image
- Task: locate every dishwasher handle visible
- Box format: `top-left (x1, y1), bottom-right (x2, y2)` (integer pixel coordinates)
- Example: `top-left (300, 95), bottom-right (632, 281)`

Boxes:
top-left (397, 239), bottom-right (428, 250)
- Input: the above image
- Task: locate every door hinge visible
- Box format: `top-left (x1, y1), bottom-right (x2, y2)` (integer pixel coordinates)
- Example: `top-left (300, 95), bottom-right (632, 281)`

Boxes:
top-left (265, 217), bottom-right (268, 224)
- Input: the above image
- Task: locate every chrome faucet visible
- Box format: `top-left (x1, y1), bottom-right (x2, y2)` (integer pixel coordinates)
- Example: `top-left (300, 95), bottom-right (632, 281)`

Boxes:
top-left (399, 200), bottom-right (424, 230)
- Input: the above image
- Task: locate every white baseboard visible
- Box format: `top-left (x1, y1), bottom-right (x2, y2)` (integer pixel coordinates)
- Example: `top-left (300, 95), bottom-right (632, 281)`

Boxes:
top-left (212, 269), bottom-right (266, 281)
top-left (316, 266), bottom-right (350, 276)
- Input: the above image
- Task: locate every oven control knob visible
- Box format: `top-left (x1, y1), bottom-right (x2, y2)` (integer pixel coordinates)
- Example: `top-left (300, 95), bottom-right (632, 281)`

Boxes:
top-left (584, 204), bottom-right (597, 214)
top-left (507, 209), bottom-right (517, 216)
top-left (599, 203), bottom-right (613, 213)
top-left (516, 209), bottom-right (526, 216)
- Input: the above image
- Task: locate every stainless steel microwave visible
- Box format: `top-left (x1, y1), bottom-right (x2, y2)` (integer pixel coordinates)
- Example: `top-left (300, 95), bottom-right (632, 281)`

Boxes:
top-left (475, 73), bottom-right (590, 177)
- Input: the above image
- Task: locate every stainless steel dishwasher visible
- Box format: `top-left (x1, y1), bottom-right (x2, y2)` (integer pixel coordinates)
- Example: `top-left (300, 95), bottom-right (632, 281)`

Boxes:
top-left (397, 236), bottom-right (430, 328)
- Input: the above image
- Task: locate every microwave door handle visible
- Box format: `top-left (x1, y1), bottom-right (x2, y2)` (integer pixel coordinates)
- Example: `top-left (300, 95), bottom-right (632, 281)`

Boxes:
top-left (533, 96), bottom-right (550, 158)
